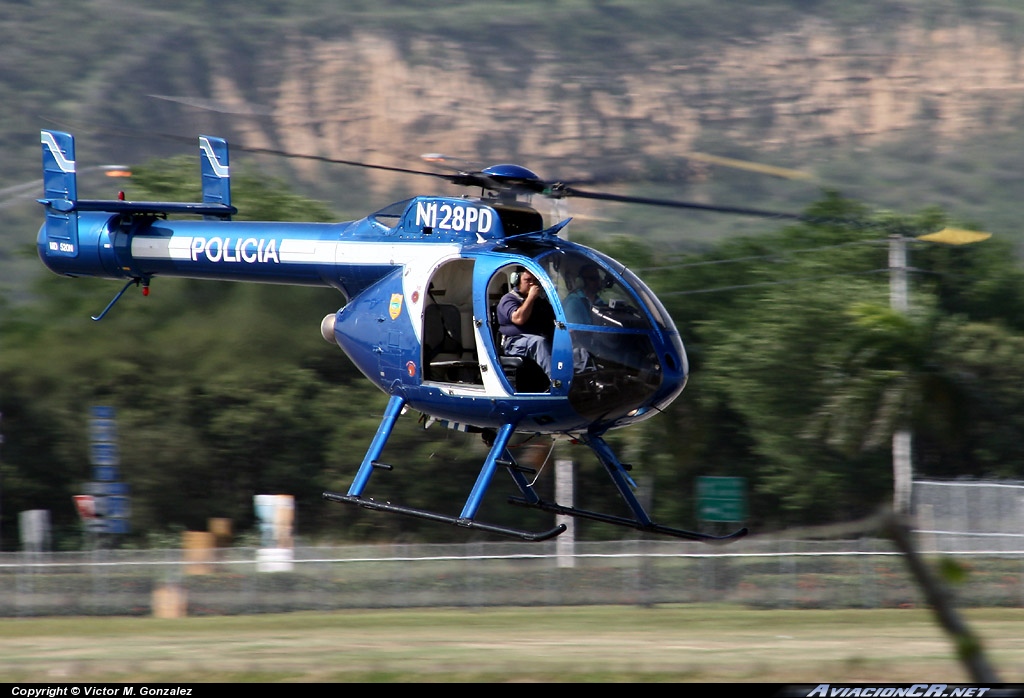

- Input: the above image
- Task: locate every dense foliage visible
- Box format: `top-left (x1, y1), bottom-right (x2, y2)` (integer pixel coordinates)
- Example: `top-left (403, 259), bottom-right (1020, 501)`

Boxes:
top-left (2, 156), bottom-right (1024, 549)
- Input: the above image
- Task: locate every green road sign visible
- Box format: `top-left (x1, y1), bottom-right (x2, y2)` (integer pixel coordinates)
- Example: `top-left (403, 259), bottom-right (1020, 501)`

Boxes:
top-left (696, 476), bottom-right (747, 522)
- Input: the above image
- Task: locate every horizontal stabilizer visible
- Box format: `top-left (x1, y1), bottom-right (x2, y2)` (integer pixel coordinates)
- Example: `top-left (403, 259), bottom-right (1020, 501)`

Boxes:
top-left (71, 199), bottom-right (237, 217)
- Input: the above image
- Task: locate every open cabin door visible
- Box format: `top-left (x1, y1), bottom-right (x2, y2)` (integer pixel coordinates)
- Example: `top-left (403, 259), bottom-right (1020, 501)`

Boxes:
top-left (421, 259), bottom-right (482, 385)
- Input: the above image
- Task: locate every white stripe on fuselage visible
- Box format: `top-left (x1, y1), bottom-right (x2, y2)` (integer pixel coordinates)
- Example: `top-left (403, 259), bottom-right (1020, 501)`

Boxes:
top-left (131, 237), bottom-right (460, 266)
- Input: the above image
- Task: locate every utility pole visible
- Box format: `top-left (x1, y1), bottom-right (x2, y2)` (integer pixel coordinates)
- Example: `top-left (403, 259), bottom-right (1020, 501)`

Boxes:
top-left (555, 458), bottom-right (575, 567)
top-left (889, 227), bottom-right (990, 516)
top-left (889, 234), bottom-right (913, 515)
top-left (0, 411), bottom-right (3, 544)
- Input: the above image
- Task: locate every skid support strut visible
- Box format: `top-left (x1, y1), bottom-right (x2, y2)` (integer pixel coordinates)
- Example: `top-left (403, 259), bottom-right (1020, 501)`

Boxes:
top-left (323, 397), bottom-right (565, 542)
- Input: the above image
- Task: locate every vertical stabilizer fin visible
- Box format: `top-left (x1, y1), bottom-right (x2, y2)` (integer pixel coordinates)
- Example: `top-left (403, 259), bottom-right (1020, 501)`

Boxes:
top-left (39, 130), bottom-right (79, 258)
top-left (199, 135), bottom-right (231, 220)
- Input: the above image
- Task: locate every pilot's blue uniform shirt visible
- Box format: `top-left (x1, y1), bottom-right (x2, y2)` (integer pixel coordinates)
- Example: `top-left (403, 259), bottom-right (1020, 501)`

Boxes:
top-left (497, 289), bottom-right (555, 376)
top-left (497, 290), bottom-right (555, 339)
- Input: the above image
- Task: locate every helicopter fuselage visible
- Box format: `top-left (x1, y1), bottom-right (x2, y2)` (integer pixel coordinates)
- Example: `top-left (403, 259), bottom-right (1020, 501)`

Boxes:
top-left (34, 129), bottom-right (754, 545)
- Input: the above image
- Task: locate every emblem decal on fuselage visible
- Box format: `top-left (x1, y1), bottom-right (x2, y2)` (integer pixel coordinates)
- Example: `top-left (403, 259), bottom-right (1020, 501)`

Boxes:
top-left (389, 293), bottom-right (403, 320)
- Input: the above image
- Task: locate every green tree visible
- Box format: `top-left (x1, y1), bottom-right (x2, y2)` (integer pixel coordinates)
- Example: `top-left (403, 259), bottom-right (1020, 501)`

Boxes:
top-left (632, 197), bottom-right (1024, 530)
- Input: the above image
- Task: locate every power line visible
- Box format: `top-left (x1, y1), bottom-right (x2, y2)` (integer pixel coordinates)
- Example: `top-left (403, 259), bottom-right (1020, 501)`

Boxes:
top-left (635, 239), bottom-right (884, 273)
top-left (658, 268), bottom-right (891, 296)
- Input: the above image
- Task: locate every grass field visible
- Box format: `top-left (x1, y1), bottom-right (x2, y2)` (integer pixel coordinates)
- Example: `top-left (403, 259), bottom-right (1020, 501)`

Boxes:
top-left (1, 605), bottom-right (1022, 683)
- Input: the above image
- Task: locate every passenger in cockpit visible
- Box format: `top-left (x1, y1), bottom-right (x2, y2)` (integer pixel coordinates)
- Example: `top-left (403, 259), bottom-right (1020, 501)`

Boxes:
top-left (563, 263), bottom-right (606, 325)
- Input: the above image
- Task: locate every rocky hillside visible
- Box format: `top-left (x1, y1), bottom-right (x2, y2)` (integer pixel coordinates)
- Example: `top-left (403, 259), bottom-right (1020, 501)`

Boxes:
top-left (264, 20), bottom-right (1024, 172)
top-left (80, 15), bottom-right (1021, 180)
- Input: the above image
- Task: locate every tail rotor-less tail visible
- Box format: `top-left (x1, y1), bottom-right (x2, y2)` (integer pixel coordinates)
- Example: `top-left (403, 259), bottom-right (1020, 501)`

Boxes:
top-left (37, 130), bottom-right (239, 319)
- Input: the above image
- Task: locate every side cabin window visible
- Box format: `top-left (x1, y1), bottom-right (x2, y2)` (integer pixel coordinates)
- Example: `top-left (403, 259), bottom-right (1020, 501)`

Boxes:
top-left (369, 199), bottom-right (410, 233)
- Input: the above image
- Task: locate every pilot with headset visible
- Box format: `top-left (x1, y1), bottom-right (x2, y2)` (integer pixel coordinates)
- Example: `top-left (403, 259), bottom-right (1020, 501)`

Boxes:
top-left (563, 263), bottom-right (606, 325)
top-left (497, 267), bottom-right (555, 376)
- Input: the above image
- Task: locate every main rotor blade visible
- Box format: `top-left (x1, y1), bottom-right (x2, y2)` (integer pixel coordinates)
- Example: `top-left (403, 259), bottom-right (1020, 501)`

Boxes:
top-left (245, 147), bottom-right (813, 221)
top-left (228, 143), bottom-right (453, 181)
top-left (57, 120), bottom-right (815, 219)
top-left (226, 144), bottom-right (532, 194)
top-left (59, 120), bottom-right (885, 228)
top-left (557, 185), bottom-right (805, 221)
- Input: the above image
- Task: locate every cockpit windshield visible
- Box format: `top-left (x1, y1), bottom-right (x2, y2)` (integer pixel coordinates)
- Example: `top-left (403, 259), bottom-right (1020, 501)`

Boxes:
top-left (535, 250), bottom-right (653, 331)
top-left (533, 249), bottom-right (664, 421)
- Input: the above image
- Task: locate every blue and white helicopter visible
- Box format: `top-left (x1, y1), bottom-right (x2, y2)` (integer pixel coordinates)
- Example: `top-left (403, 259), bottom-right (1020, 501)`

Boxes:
top-left (37, 129), bottom-right (749, 543)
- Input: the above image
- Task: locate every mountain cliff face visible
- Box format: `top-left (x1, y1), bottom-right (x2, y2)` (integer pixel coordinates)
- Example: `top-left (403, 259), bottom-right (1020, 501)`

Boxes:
top-left (141, 17), bottom-right (1024, 185)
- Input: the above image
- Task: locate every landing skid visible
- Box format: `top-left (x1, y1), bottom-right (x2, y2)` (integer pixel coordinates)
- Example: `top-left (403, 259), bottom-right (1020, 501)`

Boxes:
top-left (324, 394), bottom-right (748, 544)
top-left (507, 497), bottom-right (747, 544)
top-left (323, 492), bottom-right (566, 542)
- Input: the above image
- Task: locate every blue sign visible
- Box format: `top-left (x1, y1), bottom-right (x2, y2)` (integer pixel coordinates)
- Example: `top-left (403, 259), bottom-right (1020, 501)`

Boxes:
top-left (83, 405), bottom-right (130, 535)
top-left (105, 496), bottom-right (131, 519)
top-left (90, 442), bottom-right (120, 467)
top-left (106, 518), bottom-right (130, 535)
top-left (88, 417), bottom-right (118, 443)
top-left (85, 481), bottom-right (130, 496)
top-left (91, 465), bottom-right (120, 482)
top-left (90, 405), bottom-right (116, 420)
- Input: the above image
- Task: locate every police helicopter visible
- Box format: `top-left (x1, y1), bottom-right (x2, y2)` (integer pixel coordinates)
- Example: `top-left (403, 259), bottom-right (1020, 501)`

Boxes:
top-left (37, 129), bottom-right (766, 543)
